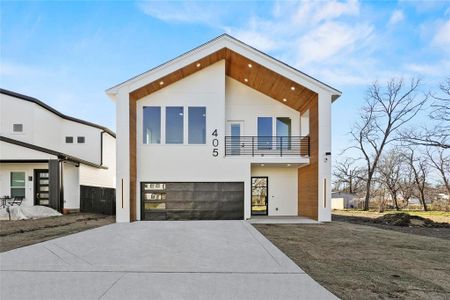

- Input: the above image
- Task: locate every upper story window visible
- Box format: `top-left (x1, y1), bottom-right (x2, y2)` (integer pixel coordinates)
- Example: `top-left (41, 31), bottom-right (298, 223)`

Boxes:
top-left (166, 107), bottom-right (184, 144)
top-left (188, 107), bottom-right (206, 144)
top-left (143, 106), bottom-right (161, 144)
top-left (13, 124), bottom-right (23, 133)
top-left (65, 136), bottom-right (74, 143)
top-left (77, 136), bottom-right (85, 143)
top-left (257, 117), bottom-right (272, 150)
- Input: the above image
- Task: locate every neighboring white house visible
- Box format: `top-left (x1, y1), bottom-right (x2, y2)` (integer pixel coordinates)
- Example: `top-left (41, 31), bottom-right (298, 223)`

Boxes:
top-left (331, 192), bottom-right (358, 209)
top-left (0, 89), bottom-right (116, 213)
top-left (107, 34), bottom-right (341, 222)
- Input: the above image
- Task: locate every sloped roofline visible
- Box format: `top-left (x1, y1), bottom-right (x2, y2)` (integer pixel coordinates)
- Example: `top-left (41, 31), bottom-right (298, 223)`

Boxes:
top-left (105, 34), bottom-right (341, 100)
top-left (0, 136), bottom-right (106, 169)
top-left (0, 88), bottom-right (116, 138)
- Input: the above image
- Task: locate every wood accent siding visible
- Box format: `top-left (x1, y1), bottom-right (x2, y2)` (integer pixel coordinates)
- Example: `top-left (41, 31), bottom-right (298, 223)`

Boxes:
top-left (298, 95), bottom-right (319, 220)
top-left (129, 48), bottom-right (316, 111)
top-left (129, 94), bottom-right (137, 221)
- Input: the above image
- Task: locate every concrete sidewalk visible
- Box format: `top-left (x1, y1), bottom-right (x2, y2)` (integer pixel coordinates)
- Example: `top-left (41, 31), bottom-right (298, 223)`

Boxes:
top-left (0, 221), bottom-right (336, 300)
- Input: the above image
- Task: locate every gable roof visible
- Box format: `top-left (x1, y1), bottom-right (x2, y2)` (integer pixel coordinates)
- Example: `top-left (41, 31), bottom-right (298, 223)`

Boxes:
top-left (0, 88), bottom-right (116, 138)
top-left (0, 136), bottom-right (106, 168)
top-left (106, 34), bottom-right (341, 104)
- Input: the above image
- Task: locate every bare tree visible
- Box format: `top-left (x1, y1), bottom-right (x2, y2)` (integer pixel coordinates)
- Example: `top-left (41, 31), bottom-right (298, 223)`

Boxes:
top-left (349, 78), bottom-right (427, 210)
top-left (398, 165), bottom-right (415, 208)
top-left (404, 149), bottom-right (429, 211)
top-left (377, 150), bottom-right (403, 210)
top-left (426, 147), bottom-right (450, 198)
top-left (402, 77), bottom-right (449, 149)
top-left (333, 158), bottom-right (363, 194)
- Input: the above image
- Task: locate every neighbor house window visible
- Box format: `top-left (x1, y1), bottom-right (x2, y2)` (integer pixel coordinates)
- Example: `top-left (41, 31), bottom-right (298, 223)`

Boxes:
top-left (166, 107), bottom-right (183, 144)
top-left (143, 106), bottom-right (161, 144)
top-left (65, 136), bottom-right (73, 143)
top-left (188, 107), bottom-right (206, 144)
top-left (10, 172), bottom-right (25, 198)
top-left (257, 117), bottom-right (272, 150)
top-left (77, 136), bottom-right (85, 143)
top-left (13, 124), bottom-right (23, 132)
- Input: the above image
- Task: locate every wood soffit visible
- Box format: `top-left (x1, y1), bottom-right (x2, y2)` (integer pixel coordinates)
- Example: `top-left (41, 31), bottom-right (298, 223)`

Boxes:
top-left (129, 48), bottom-right (317, 112)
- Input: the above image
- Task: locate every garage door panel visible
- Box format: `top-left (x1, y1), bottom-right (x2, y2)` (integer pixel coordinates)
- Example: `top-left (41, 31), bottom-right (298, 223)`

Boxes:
top-left (141, 182), bottom-right (244, 220)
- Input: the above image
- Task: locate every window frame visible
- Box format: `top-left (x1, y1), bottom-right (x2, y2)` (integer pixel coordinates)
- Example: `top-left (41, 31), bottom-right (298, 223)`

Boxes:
top-left (188, 106), bottom-right (207, 144)
top-left (77, 136), bottom-right (85, 144)
top-left (142, 106), bottom-right (162, 144)
top-left (10, 171), bottom-right (26, 198)
top-left (12, 124), bottom-right (23, 133)
top-left (65, 136), bottom-right (74, 143)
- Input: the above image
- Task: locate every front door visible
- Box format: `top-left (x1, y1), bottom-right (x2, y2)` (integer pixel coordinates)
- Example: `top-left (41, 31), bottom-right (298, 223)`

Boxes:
top-left (251, 177), bottom-right (268, 215)
top-left (34, 169), bottom-right (50, 206)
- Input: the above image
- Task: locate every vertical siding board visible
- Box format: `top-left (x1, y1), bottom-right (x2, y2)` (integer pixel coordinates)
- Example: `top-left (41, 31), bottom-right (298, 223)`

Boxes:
top-left (298, 94), bottom-right (319, 220)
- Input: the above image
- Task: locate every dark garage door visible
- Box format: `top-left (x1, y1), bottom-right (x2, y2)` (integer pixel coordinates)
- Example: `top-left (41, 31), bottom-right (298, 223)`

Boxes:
top-left (141, 182), bottom-right (244, 220)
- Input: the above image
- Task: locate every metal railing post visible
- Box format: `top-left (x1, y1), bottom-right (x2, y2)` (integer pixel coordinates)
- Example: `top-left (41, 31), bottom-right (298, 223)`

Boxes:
top-left (280, 136), bottom-right (283, 157)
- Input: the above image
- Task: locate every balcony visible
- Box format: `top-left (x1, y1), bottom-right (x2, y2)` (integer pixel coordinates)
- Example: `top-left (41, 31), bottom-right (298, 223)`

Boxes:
top-left (225, 136), bottom-right (310, 157)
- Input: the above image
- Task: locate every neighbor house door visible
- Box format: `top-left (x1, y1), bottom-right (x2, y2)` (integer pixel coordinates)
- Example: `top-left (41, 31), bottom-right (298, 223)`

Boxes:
top-left (34, 169), bottom-right (50, 206)
top-left (251, 177), bottom-right (268, 215)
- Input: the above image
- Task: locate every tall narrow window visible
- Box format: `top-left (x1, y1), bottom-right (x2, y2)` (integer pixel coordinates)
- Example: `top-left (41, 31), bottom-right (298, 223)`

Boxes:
top-left (10, 172), bottom-right (25, 198)
top-left (257, 117), bottom-right (272, 150)
top-left (166, 107), bottom-right (183, 144)
top-left (188, 107), bottom-right (206, 144)
top-left (143, 106), bottom-right (161, 144)
top-left (276, 117), bottom-right (291, 150)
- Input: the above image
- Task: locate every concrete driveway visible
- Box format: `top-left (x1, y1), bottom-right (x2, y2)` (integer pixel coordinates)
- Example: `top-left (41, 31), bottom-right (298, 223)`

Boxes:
top-left (0, 221), bottom-right (336, 300)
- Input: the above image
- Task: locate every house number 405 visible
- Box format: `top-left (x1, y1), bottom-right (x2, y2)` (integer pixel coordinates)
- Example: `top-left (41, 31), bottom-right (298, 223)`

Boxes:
top-left (212, 129), bottom-right (219, 157)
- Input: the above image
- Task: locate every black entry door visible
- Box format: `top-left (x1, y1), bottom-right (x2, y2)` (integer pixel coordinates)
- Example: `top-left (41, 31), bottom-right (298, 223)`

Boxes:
top-left (251, 177), bottom-right (268, 215)
top-left (34, 169), bottom-right (50, 206)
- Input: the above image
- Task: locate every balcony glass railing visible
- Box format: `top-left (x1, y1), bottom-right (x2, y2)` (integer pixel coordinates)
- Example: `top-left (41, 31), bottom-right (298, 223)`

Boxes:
top-left (225, 136), bottom-right (310, 157)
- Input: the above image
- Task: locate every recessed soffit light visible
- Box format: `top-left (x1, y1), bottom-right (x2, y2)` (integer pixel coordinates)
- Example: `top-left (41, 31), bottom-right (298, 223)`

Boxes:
top-left (244, 78), bottom-right (248, 82)
top-left (283, 98), bottom-right (287, 102)
top-left (196, 63), bottom-right (201, 67)
top-left (248, 63), bottom-right (252, 68)
top-left (291, 86), bottom-right (295, 91)
top-left (159, 81), bottom-right (164, 85)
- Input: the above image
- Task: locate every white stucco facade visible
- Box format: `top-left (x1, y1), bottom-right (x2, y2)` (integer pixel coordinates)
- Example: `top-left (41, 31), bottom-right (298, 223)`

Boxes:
top-left (108, 34), bottom-right (340, 223)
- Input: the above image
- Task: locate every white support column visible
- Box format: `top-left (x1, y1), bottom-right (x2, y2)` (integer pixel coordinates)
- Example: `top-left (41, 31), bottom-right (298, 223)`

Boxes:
top-left (317, 91), bottom-right (332, 222)
top-left (115, 89), bottom-right (131, 223)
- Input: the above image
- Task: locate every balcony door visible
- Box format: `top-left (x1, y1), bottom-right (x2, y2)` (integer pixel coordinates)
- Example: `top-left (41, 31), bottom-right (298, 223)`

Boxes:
top-left (227, 121), bottom-right (243, 155)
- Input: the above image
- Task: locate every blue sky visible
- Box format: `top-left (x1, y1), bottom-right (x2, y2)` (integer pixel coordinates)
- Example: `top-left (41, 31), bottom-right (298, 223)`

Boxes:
top-left (1, 0), bottom-right (449, 156)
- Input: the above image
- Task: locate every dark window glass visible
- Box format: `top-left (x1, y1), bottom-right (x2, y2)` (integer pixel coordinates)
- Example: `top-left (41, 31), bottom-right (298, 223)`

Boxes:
top-left (276, 117), bottom-right (291, 150)
top-left (257, 117), bottom-right (272, 150)
top-left (13, 124), bottom-right (23, 132)
top-left (188, 107), bottom-right (206, 144)
top-left (77, 136), bottom-right (85, 143)
top-left (166, 107), bottom-right (183, 144)
top-left (65, 136), bottom-right (73, 143)
top-left (143, 106), bottom-right (161, 144)
top-left (11, 172), bottom-right (25, 197)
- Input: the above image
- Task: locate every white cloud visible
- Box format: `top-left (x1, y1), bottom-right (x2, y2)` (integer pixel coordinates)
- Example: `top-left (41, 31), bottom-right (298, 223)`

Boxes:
top-left (432, 19), bottom-right (450, 50)
top-left (137, 1), bottom-right (222, 25)
top-left (388, 10), bottom-right (405, 26)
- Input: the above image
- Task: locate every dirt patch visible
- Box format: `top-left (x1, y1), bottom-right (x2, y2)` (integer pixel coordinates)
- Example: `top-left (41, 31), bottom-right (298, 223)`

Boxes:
top-left (333, 212), bottom-right (450, 240)
top-left (0, 213), bottom-right (115, 252)
top-left (254, 222), bottom-right (450, 300)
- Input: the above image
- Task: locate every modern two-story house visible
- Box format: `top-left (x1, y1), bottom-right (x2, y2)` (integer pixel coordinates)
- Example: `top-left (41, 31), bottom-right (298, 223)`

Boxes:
top-left (0, 89), bottom-right (116, 214)
top-left (107, 34), bottom-right (341, 222)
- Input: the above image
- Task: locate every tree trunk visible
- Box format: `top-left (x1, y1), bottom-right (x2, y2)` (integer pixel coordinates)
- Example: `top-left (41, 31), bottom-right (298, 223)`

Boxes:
top-left (419, 189), bottom-right (428, 211)
top-left (392, 192), bottom-right (399, 211)
top-left (363, 171), bottom-right (373, 211)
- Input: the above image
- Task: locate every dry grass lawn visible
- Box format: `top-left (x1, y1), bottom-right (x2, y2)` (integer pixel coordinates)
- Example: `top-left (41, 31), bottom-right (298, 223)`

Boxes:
top-left (255, 221), bottom-right (450, 300)
top-left (0, 213), bottom-right (115, 252)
